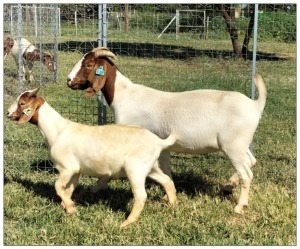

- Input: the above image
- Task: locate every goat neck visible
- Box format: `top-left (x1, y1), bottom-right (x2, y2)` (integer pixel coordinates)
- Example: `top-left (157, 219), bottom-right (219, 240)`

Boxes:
top-left (36, 101), bottom-right (70, 147)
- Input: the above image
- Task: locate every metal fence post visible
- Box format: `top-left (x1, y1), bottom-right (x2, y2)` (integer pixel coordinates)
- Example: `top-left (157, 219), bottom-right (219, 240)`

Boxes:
top-left (176, 9), bottom-right (179, 39)
top-left (251, 4), bottom-right (259, 100)
top-left (97, 4), bottom-right (108, 125)
top-left (17, 4), bottom-right (23, 93)
top-left (53, 4), bottom-right (59, 83)
top-left (250, 3), bottom-right (259, 152)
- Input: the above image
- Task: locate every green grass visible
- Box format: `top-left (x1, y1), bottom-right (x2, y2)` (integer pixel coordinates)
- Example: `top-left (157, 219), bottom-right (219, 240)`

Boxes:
top-left (3, 30), bottom-right (296, 245)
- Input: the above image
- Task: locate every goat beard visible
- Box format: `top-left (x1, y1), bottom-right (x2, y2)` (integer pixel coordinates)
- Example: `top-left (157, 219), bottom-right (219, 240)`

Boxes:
top-left (84, 87), bottom-right (96, 97)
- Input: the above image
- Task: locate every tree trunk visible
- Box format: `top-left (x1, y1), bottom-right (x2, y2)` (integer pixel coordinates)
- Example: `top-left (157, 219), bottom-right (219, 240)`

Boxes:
top-left (242, 5), bottom-right (255, 58)
top-left (219, 4), bottom-right (243, 59)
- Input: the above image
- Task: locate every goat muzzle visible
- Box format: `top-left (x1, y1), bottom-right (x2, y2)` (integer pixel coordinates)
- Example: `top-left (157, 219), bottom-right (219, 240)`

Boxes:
top-left (7, 112), bottom-right (19, 121)
top-left (67, 78), bottom-right (90, 90)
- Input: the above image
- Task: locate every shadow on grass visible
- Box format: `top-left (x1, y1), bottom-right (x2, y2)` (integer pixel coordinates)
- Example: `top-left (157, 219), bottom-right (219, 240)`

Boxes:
top-left (171, 170), bottom-right (235, 204)
top-left (30, 159), bottom-right (231, 198)
top-left (26, 160), bottom-right (133, 214)
top-left (52, 40), bottom-right (289, 61)
top-left (10, 158), bottom-right (235, 215)
top-left (30, 159), bottom-right (58, 174)
top-left (13, 176), bottom-right (132, 215)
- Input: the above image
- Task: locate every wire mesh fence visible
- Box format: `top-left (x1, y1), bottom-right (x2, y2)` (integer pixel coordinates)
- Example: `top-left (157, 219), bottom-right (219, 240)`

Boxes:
top-left (4, 3), bottom-right (296, 175)
top-left (4, 4), bottom-right (59, 89)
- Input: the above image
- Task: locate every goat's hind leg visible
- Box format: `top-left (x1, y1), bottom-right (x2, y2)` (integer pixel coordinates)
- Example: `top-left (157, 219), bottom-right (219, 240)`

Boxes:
top-left (120, 172), bottom-right (148, 228)
top-left (120, 152), bottom-right (155, 228)
top-left (223, 149), bottom-right (256, 195)
top-left (226, 149), bottom-right (254, 214)
top-left (148, 161), bottom-right (177, 205)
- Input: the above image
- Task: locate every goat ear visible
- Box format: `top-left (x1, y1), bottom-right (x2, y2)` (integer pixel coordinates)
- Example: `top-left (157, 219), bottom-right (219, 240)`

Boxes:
top-left (86, 65), bottom-right (106, 97)
top-left (17, 88), bottom-right (40, 123)
top-left (18, 107), bottom-right (35, 124)
top-left (28, 87), bottom-right (40, 97)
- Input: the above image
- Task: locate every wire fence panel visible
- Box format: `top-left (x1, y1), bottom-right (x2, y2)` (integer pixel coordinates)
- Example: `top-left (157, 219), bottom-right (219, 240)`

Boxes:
top-left (4, 4), bottom-right (59, 91)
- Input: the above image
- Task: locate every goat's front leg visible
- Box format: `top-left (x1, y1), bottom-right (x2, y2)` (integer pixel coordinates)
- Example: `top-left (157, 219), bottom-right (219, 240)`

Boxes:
top-left (20, 64), bottom-right (26, 82)
top-left (91, 175), bottom-right (111, 193)
top-left (28, 62), bottom-right (34, 82)
top-left (64, 173), bottom-right (80, 201)
top-left (55, 170), bottom-right (78, 214)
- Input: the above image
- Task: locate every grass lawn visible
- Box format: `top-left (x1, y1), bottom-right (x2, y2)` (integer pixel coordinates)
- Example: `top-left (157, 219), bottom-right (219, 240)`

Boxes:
top-left (3, 28), bottom-right (296, 245)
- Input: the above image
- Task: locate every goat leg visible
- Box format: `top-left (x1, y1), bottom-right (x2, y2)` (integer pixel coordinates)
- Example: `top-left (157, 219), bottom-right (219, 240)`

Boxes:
top-left (91, 176), bottom-right (111, 192)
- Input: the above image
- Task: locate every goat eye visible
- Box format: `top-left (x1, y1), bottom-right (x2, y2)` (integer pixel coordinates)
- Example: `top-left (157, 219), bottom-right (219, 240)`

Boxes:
top-left (86, 64), bottom-right (93, 69)
top-left (19, 102), bottom-right (25, 106)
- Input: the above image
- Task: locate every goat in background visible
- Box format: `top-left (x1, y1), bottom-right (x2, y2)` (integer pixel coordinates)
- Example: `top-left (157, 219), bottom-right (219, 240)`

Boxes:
top-left (4, 36), bottom-right (55, 83)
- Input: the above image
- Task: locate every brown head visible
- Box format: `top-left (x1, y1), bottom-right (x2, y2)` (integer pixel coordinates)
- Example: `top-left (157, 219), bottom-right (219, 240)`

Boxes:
top-left (4, 36), bottom-right (15, 58)
top-left (7, 87), bottom-right (44, 125)
top-left (66, 47), bottom-right (117, 104)
top-left (23, 50), bottom-right (56, 72)
top-left (42, 52), bottom-right (55, 72)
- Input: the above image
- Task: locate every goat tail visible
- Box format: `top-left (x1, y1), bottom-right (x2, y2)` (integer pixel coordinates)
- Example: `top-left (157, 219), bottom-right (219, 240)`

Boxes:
top-left (254, 74), bottom-right (267, 114)
top-left (161, 133), bottom-right (177, 149)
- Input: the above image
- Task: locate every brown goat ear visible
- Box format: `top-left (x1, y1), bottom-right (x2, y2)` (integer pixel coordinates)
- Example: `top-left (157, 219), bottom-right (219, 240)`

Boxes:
top-left (86, 65), bottom-right (106, 97)
top-left (18, 107), bottom-right (35, 124)
top-left (17, 88), bottom-right (41, 123)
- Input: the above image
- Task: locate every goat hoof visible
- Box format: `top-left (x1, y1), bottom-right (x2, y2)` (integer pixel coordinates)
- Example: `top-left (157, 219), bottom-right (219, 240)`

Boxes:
top-left (66, 206), bottom-right (77, 214)
top-left (120, 218), bottom-right (138, 228)
top-left (167, 194), bottom-right (177, 206)
top-left (234, 204), bottom-right (248, 214)
top-left (162, 194), bottom-right (169, 201)
top-left (169, 199), bottom-right (177, 207)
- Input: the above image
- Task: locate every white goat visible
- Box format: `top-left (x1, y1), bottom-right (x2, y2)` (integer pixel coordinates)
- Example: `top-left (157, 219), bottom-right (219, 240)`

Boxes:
top-left (67, 47), bottom-right (267, 214)
top-left (7, 87), bottom-right (177, 228)
top-left (4, 36), bottom-right (55, 82)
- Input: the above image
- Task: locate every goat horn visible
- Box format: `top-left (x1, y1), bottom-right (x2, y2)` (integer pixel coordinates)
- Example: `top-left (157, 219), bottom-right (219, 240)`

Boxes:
top-left (92, 47), bottom-right (117, 60)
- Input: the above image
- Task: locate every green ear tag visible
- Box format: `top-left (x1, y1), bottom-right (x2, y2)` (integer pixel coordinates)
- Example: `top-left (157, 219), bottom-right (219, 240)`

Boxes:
top-left (23, 108), bottom-right (32, 116)
top-left (95, 66), bottom-right (105, 76)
